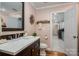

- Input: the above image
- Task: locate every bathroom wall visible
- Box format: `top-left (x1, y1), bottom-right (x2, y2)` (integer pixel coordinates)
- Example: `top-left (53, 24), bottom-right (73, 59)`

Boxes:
top-left (35, 3), bottom-right (73, 51)
top-left (36, 9), bottom-right (51, 48)
top-left (24, 2), bottom-right (36, 35)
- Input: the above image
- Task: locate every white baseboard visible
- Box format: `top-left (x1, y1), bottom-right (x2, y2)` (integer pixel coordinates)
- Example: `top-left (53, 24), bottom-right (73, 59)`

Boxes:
top-left (65, 49), bottom-right (77, 56)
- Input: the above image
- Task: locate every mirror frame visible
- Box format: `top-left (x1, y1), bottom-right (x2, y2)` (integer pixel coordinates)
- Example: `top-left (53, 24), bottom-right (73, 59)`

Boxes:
top-left (2, 2), bottom-right (24, 31)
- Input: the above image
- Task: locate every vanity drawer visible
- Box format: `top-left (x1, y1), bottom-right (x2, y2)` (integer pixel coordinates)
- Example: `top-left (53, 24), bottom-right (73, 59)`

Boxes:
top-left (16, 39), bottom-right (40, 56)
top-left (31, 39), bottom-right (40, 56)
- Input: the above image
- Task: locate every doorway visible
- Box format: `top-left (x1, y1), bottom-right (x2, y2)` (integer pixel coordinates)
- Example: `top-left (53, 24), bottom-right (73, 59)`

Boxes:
top-left (50, 11), bottom-right (65, 53)
top-left (50, 3), bottom-right (78, 56)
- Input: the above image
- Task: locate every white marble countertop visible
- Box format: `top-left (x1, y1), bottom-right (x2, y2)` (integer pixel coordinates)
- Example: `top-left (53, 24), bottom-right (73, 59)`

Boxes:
top-left (0, 36), bottom-right (40, 55)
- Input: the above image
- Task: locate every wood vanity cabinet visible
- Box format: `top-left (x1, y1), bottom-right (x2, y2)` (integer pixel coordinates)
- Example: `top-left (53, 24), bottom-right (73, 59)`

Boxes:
top-left (0, 39), bottom-right (40, 56)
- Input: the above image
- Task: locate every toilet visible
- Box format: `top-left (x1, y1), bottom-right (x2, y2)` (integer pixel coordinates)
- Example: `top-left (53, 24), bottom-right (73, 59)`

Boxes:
top-left (40, 43), bottom-right (48, 56)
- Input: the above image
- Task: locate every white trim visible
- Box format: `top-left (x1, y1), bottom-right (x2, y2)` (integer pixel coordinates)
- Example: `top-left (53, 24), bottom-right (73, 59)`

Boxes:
top-left (49, 12), bottom-right (53, 50)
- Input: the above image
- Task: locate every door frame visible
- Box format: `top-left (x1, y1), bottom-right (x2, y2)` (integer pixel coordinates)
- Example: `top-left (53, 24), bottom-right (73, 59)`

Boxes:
top-left (78, 8), bottom-right (79, 56)
top-left (76, 3), bottom-right (79, 56)
top-left (74, 3), bottom-right (79, 56)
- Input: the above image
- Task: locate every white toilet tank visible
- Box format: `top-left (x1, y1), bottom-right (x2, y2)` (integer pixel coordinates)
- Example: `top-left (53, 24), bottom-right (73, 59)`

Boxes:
top-left (40, 43), bottom-right (48, 49)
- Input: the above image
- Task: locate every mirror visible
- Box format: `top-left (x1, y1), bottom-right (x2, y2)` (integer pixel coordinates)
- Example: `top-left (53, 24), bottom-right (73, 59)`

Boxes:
top-left (0, 2), bottom-right (24, 31)
top-left (53, 12), bottom-right (64, 41)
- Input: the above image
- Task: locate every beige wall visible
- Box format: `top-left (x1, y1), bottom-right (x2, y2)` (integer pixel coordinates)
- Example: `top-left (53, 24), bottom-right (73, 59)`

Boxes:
top-left (24, 2), bottom-right (36, 35)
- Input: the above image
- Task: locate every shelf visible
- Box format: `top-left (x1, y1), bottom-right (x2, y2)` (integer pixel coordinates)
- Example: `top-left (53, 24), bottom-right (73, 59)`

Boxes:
top-left (36, 20), bottom-right (50, 24)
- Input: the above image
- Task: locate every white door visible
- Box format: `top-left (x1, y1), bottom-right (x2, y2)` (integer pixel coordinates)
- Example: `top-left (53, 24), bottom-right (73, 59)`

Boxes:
top-left (64, 4), bottom-right (77, 56)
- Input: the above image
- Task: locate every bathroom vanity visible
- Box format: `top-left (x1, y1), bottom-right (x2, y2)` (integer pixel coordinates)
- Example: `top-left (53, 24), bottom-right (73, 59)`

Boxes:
top-left (0, 36), bottom-right (40, 56)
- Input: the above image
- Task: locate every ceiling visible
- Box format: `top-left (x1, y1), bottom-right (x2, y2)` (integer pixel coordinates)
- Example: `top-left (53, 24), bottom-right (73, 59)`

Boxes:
top-left (31, 2), bottom-right (68, 9)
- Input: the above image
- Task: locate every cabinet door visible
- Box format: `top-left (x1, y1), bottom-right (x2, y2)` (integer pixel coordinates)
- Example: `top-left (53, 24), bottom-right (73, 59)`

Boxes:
top-left (31, 39), bottom-right (40, 56)
top-left (16, 47), bottom-right (31, 56)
